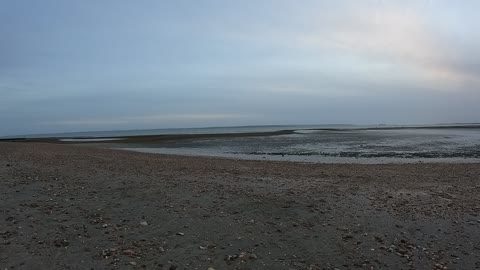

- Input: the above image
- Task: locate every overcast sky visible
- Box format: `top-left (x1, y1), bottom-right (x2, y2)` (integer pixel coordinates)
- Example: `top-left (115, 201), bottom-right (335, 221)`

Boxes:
top-left (1, 0), bottom-right (480, 136)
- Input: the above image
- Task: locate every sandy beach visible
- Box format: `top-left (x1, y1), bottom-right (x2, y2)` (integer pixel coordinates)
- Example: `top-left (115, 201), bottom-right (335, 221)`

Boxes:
top-left (1, 142), bottom-right (480, 269)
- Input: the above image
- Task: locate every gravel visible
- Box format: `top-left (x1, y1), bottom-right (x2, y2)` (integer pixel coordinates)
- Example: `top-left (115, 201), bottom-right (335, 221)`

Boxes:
top-left (1, 142), bottom-right (480, 269)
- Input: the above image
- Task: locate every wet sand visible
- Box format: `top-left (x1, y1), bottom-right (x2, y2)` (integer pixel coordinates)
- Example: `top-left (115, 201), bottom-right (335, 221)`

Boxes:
top-left (0, 130), bottom-right (296, 144)
top-left (5, 125), bottom-right (480, 164)
top-left (1, 142), bottom-right (480, 269)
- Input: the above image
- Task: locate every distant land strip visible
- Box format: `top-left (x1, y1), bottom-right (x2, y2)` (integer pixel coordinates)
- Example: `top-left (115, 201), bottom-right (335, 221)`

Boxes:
top-left (1, 124), bottom-right (479, 144)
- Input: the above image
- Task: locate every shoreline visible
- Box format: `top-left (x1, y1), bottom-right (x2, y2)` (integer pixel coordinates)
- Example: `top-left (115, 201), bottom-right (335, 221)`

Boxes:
top-left (114, 146), bottom-right (480, 164)
top-left (1, 142), bottom-right (480, 269)
top-left (2, 124), bottom-right (480, 164)
top-left (2, 124), bottom-right (480, 142)
top-left (0, 129), bottom-right (296, 143)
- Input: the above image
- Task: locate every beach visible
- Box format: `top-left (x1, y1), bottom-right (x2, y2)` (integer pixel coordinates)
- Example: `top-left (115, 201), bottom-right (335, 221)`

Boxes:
top-left (1, 142), bottom-right (480, 269)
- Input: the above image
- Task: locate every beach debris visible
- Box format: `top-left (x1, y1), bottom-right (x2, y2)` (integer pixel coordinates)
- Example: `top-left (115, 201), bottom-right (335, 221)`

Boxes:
top-left (101, 248), bottom-right (117, 258)
top-left (176, 232), bottom-right (184, 236)
top-left (374, 235), bottom-right (385, 243)
top-left (122, 249), bottom-right (136, 257)
top-left (199, 245), bottom-right (207, 250)
top-left (224, 254), bottom-right (239, 261)
top-left (128, 261), bottom-right (137, 266)
top-left (434, 263), bottom-right (447, 270)
top-left (53, 239), bottom-right (69, 247)
top-left (140, 221), bottom-right (148, 226)
top-left (225, 252), bottom-right (257, 262)
top-left (207, 267), bottom-right (215, 270)
top-left (238, 252), bottom-right (248, 259)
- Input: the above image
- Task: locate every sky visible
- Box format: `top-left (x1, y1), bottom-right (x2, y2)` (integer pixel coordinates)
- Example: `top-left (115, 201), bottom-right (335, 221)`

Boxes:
top-left (1, 0), bottom-right (480, 136)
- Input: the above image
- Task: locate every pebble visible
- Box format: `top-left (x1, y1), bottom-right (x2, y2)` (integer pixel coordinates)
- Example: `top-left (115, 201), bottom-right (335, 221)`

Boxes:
top-left (122, 249), bottom-right (136, 257)
top-left (225, 254), bottom-right (239, 261)
top-left (434, 263), bottom-right (447, 270)
top-left (140, 221), bottom-right (148, 226)
top-left (53, 239), bottom-right (69, 247)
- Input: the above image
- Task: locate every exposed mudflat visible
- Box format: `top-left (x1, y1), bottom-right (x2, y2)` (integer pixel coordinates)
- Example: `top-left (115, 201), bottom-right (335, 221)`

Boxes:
top-left (1, 142), bottom-right (480, 269)
top-left (84, 128), bottom-right (480, 164)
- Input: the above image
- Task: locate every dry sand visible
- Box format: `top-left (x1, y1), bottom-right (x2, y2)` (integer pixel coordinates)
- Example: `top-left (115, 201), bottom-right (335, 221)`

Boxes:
top-left (1, 142), bottom-right (480, 269)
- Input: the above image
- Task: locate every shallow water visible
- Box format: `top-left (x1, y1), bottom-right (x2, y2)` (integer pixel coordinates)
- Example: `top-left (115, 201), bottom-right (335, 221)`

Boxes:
top-left (60, 138), bottom-right (124, 142)
top-left (117, 128), bottom-right (480, 164)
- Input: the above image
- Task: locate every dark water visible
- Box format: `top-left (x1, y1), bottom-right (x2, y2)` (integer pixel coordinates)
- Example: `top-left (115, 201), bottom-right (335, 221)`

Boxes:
top-left (118, 128), bottom-right (480, 164)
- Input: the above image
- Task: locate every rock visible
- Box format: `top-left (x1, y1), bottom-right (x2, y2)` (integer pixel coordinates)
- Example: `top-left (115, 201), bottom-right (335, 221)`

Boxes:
top-left (6, 164), bottom-right (11, 167)
top-left (207, 268), bottom-right (215, 270)
top-left (129, 261), bottom-right (137, 266)
top-left (140, 221), bottom-right (148, 226)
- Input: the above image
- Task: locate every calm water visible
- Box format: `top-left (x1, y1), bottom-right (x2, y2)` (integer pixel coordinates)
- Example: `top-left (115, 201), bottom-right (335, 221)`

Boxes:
top-left (3, 125), bottom-right (352, 138)
top-left (4, 123), bottom-right (475, 138)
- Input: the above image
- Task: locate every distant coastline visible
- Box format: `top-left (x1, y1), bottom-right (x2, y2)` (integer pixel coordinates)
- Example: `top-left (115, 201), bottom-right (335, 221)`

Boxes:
top-left (2, 123), bottom-right (480, 142)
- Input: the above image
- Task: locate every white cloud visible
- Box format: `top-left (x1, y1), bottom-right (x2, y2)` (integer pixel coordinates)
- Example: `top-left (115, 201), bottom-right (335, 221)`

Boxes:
top-left (222, 2), bottom-right (480, 91)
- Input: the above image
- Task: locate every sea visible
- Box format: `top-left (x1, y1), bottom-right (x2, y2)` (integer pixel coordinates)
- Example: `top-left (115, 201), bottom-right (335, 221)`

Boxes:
top-left (4, 124), bottom-right (480, 164)
top-left (2, 124), bottom-right (351, 138)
